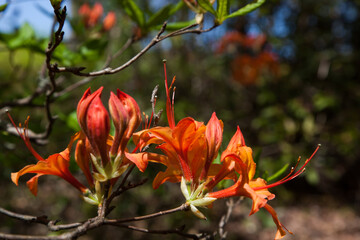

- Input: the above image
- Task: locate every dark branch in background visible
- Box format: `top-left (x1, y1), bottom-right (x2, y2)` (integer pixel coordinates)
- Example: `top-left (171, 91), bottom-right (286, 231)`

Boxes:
top-left (53, 23), bottom-right (218, 77)
top-left (215, 198), bottom-right (242, 240)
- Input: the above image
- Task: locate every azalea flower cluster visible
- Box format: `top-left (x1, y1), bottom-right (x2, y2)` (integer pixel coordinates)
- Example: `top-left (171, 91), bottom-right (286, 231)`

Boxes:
top-left (9, 72), bottom-right (319, 239)
top-left (9, 88), bottom-right (151, 204)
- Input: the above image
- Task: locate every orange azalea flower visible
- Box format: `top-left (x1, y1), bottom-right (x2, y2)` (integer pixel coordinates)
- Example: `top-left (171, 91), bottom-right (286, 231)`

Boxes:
top-left (134, 63), bottom-right (233, 191)
top-left (7, 114), bottom-right (87, 196)
top-left (207, 128), bottom-right (321, 239)
top-left (134, 66), bottom-right (320, 238)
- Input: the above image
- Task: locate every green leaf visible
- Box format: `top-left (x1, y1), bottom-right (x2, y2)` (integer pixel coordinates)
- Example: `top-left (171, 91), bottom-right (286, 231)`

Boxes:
top-left (267, 163), bottom-right (289, 182)
top-left (156, 19), bottom-right (196, 31)
top-left (6, 24), bottom-right (37, 50)
top-left (147, 4), bottom-right (174, 28)
top-left (147, 1), bottom-right (184, 28)
top-left (197, 0), bottom-right (218, 17)
top-left (0, 3), bottom-right (8, 12)
top-left (217, 0), bottom-right (230, 23)
top-left (225, 0), bottom-right (266, 20)
top-left (121, 0), bottom-right (145, 27)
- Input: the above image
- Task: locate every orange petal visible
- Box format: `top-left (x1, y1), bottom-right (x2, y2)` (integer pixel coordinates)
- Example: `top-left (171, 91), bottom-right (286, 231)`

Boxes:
top-left (264, 204), bottom-right (289, 239)
top-left (75, 139), bottom-right (94, 187)
top-left (249, 178), bottom-right (275, 201)
top-left (26, 174), bottom-right (43, 196)
top-left (124, 152), bottom-right (149, 172)
top-left (152, 168), bottom-right (182, 189)
top-left (12, 152), bottom-right (87, 194)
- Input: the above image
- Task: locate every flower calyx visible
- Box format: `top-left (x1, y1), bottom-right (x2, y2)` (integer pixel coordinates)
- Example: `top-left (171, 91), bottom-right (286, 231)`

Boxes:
top-left (181, 177), bottom-right (216, 220)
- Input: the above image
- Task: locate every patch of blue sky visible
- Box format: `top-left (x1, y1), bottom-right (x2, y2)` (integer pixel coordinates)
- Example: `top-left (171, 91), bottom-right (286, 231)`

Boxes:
top-left (0, 0), bottom-right (72, 38)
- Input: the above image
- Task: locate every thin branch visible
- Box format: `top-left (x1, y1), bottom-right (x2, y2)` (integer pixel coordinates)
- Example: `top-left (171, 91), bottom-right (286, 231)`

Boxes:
top-left (54, 22), bottom-right (169, 77)
top-left (212, 198), bottom-right (242, 240)
top-left (0, 207), bottom-right (48, 224)
top-left (53, 23), bottom-right (218, 78)
top-left (0, 207), bottom-right (82, 232)
top-left (0, 233), bottom-right (61, 240)
top-left (105, 203), bottom-right (189, 224)
top-left (53, 37), bottom-right (135, 99)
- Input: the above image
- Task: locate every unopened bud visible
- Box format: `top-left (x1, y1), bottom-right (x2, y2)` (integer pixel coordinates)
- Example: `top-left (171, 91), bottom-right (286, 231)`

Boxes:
top-left (77, 87), bottom-right (110, 164)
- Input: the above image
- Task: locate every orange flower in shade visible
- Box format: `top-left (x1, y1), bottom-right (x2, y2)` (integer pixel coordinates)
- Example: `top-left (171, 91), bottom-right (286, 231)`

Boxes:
top-left (134, 65), bottom-right (320, 238)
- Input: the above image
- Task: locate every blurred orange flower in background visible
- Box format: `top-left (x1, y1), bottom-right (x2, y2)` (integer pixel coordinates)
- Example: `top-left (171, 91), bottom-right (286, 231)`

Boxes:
top-left (79, 2), bottom-right (116, 31)
top-left (218, 32), bottom-right (279, 85)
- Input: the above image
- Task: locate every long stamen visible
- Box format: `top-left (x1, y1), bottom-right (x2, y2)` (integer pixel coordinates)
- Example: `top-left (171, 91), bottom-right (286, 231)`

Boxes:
top-left (275, 156), bottom-right (301, 183)
top-left (6, 111), bottom-right (44, 161)
top-left (253, 144), bottom-right (321, 191)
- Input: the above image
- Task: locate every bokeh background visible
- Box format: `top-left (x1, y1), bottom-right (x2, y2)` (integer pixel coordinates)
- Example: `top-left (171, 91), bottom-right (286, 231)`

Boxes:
top-left (0, 0), bottom-right (359, 239)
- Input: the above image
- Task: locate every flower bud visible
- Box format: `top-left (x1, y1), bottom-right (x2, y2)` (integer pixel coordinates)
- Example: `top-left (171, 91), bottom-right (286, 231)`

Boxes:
top-left (77, 87), bottom-right (110, 164)
top-left (116, 89), bottom-right (141, 152)
top-left (109, 91), bottom-right (129, 156)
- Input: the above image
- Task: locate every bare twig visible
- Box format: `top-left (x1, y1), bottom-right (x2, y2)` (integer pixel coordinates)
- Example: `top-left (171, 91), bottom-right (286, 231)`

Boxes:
top-left (0, 207), bottom-right (82, 232)
top-left (105, 203), bottom-right (189, 224)
top-left (53, 23), bottom-right (218, 78)
top-left (54, 22), bottom-right (169, 76)
top-left (150, 85), bottom-right (163, 126)
top-left (215, 198), bottom-right (242, 240)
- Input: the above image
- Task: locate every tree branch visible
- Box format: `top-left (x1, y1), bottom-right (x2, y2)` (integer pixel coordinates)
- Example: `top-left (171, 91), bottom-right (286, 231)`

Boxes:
top-left (105, 203), bottom-right (189, 224)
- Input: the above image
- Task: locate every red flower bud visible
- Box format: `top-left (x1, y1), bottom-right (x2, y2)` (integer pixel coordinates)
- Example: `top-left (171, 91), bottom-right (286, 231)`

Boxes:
top-left (109, 91), bottom-right (129, 155)
top-left (77, 87), bottom-right (110, 164)
top-left (116, 89), bottom-right (141, 151)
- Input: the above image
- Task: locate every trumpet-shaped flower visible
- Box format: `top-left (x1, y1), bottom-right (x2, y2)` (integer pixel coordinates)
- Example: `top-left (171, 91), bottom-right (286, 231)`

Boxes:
top-left (134, 69), bottom-right (320, 239)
